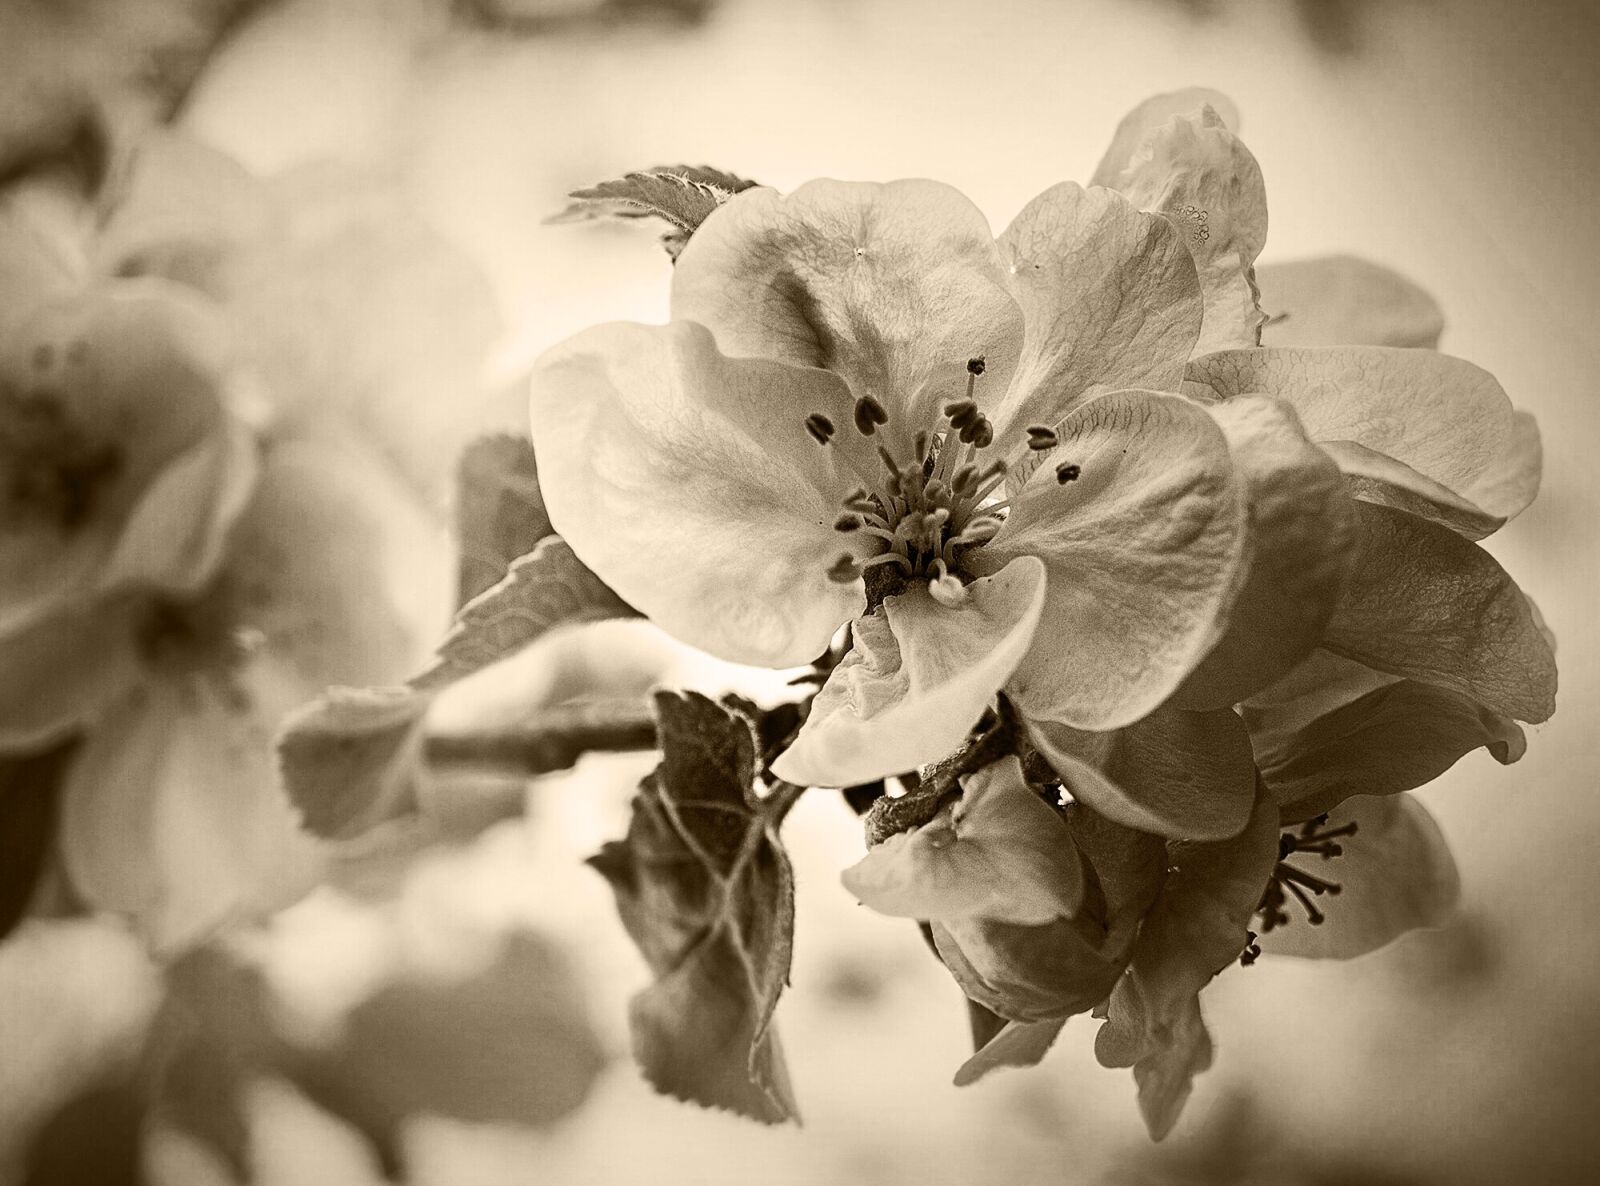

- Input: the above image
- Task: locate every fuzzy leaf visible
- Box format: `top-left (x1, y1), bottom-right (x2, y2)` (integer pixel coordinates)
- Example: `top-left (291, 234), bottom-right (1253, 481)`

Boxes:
top-left (590, 691), bottom-right (801, 1123)
top-left (455, 434), bottom-right (553, 607)
top-left (278, 536), bottom-right (637, 838)
top-left (550, 166), bottom-right (761, 260)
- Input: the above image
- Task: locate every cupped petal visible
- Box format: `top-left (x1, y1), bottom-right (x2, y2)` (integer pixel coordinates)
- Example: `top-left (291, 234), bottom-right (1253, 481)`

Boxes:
top-left (1316, 440), bottom-right (1505, 540)
top-left (1026, 705), bottom-right (1257, 842)
top-left (770, 555), bottom-right (1047, 787)
top-left (670, 179), bottom-right (1026, 454)
top-left (1173, 396), bottom-right (1356, 708)
top-left (1093, 93), bottom-right (1267, 357)
top-left (1257, 256), bottom-right (1444, 349)
top-left (1094, 783), bottom-right (1278, 1111)
top-left (841, 756), bottom-right (1083, 926)
top-left (981, 390), bottom-right (1247, 731)
top-left (1090, 89), bottom-right (1242, 186)
top-left (0, 281), bottom-right (239, 633)
top-left (528, 319), bottom-right (869, 668)
top-left (60, 677), bottom-right (321, 953)
top-left (1185, 345), bottom-right (1541, 525)
top-left (0, 601), bottom-right (142, 750)
top-left (1322, 502), bottom-right (1556, 723)
top-left (933, 913), bottom-right (1121, 1025)
top-left (1247, 676), bottom-right (1525, 822)
top-left (1258, 795), bottom-right (1459, 960)
top-left (989, 183), bottom-right (1202, 440)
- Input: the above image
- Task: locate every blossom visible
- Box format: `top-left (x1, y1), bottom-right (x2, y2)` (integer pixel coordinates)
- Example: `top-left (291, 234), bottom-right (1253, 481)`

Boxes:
top-left (529, 152), bottom-right (1292, 790)
top-left (0, 146), bottom-right (447, 950)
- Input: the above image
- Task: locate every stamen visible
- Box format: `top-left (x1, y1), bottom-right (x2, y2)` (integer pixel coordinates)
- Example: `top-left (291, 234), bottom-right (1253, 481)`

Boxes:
top-left (1026, 426), bottom-right (1058, 451)
top-left (833, 513), bottom-right (862, 532)
top-left (1055, 462), bottom-right (1081, 484)
top-left (853, 395), bottom-right (890, 436)
top-left (805, 413), bottom-right (835, 445)
top-left (951, 464), bottom-right (979, 498)
top-left (928, 559), bottom-right (966, 607)
top-left (966, 356), bottom-right (986, 376)
top-left (943, 399), bottom-right (978, 429)
top-left (826, 553), bottom-right (861, 583)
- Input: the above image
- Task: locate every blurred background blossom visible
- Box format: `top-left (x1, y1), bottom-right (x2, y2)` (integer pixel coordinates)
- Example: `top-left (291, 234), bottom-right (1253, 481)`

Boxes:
top-left (1, 0), bottom-right (1597, 1182)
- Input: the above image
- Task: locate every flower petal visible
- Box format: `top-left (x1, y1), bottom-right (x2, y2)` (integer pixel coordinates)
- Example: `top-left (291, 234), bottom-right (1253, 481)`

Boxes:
top-left (841, 756), bottom-right (1082, 925)
top-left (1095, 783), bottom-right (1277, 1095)
top-left (933, 913), bottom-right (1120, 1025)
top-left (989, 183), bottom-right (1202, 439)
top-left (1257, 256), bottom-right (1444, 349)
top-left (222, 434), bottom-right (447, 690)
top-left (770, 556), bottom-right (1047, 787)
top-left (1092, 92), bottom-right (1267, 357)
top-left (1184, 345), bottom-right (1541, 524)
top-left (60, 678), bottom-right (321, 953)
top-left (1322, 502), bottom-right (1556, 723)
top-left (0, 602), bottom-right (142, 749)
top-left (953, 1017), bottom-right (1067, 1087)
top-left (671, 179), bottom-right (1025, 455)
top-left (0, 282), bottom-right (238, 633)
top-left (1247, 677), bottom-right (1525, 823)
top-left (1026, 705), bottom-right (1257, 842)
top-left (1258, 795), bottom-right (1458, 960)
top-left (1315, 440), bottom-right (1505, 540)
top-left (528, 319), bottom-right (869, 667)
top-left (1173, 396), bottom-right (1357, 707)
top-left (980, 390), bottom-right (1247, 731)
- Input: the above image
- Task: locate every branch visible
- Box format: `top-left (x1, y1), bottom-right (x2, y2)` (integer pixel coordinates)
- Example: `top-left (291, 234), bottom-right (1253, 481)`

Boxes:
top-left (422, 699), bottom-right (658, 777)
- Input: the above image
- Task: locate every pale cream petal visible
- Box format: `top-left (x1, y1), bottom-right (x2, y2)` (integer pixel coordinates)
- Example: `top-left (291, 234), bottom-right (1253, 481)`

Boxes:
top-left (1257, 256), bottom-right (1444, 349)
top-left (770, 556), bottom-right (1047, 787)
top-left (528, 320), bottom-right (870, 668)
top-left (981, 390), bottom-right (1247, 730)
top-left (990, 183), bottom-right (1201, 440)
top-left (671, 179), bottom-right (1026, 457)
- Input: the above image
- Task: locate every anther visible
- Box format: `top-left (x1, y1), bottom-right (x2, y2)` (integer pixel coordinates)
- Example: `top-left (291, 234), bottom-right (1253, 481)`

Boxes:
top-left (1055, 462), bottom-right (1081, 484)
top-left (833, 513), bottom-right (861, 532)
top-left (971, 419), bottom-right (994, 449)
top-left (943, 399), bottom-right (979, 429)
top-left (967, 356), bottom-right (986, 376)
top-left (952, 464), bottom-right (979, 498)
top-left (826, 553), bottom-right (862, 583)
top-left (805, 413), bottom-right (835, 445)
top-left (853, 395), bottom-right (889, 435)
top-left (1026, 426), bottom-right (1058, 451)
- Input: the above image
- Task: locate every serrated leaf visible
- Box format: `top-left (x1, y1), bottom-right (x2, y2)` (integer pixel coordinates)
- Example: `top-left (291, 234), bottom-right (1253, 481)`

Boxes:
top-left (455, 434), bottom-right (553, 607)
top-left (278, 536), bottom-right (639, 839)
top-left (1, 740), bottom-right (78, 941)
top-left (591, 691), bottom-right (801, 1123)
top-left (550, 166), bottom-right (761, 260)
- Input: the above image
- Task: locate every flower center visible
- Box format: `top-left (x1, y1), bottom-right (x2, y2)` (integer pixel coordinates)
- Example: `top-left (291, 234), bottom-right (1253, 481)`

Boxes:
top-left (0, 377), bottom-right (124, 532)
top-left (1240, 814), bottom-right (1360, 965)
top-left (805, 357), bottom-right (1066, 606)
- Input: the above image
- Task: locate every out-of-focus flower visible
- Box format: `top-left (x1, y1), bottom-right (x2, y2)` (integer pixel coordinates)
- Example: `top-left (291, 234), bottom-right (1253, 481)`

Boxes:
top-left (0, 142), bottom-right (450, 951)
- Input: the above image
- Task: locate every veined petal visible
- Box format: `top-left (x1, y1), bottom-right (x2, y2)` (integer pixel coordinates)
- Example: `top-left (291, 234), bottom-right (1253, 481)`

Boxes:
top-left (1322, 502), bottom-right (1556, 723)
top-left (1258, 795), bottom-right (1459, 960)
top-left (933, 914), bottom-right (1121, 1025)
top-left (770, 556), bottom-right (1047, 787)
top-left (1247, 677), bottom-right (1525, 822)
top-left (1185, 346), bottom-right (1541, 525)
top-left (1242, 647), bottom-right (1401, 755)
top-left (1174, 396), bottom-right (1356, 708)
top-left (1257, 256), bottom-right (1444, 349)
top-left (0, 281), bottom-right (239, 634)
top-left (671, 179), bottom-right (1025, 455)
top-left (1090, 89), bottom-right (1242, 187)
top-left (981, 390), bottom-right (1247, 731)
top-left (989, 183), bottom-right (1202, 440)
top-left (841, 756), bottom-right (1083, 926)
top-left (1317, 440), bottom-right (1505, 540)
top-left (1026, 705), bottom-right (1256, 842)
top-left (1093, 94), bottom-right (1267, 357)
top-left (528, 320), bottom-right (868, 668)
top-left (60, 678), bottom-right (321, 953)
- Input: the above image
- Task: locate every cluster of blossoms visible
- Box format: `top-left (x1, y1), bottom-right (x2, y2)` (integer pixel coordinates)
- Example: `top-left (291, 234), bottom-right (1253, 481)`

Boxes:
top-left (529, 89), bottom-right (1555, 1131)
top-left (0, 129), bottom-right (482, 950)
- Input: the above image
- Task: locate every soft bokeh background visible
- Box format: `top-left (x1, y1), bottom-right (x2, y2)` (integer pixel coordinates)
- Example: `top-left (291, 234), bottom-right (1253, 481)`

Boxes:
top-left (3, 0), bottom-right (1597, 1181)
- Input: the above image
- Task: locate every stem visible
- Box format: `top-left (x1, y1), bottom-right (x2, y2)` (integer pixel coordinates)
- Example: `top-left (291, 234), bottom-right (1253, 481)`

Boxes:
top-left (862, 710), bottom-right (1016, 846)
top-left (422, 699), bottom-right (659, 777)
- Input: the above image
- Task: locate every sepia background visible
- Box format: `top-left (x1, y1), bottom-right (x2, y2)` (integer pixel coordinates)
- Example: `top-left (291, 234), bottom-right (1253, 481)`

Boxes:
top-left (1, 0), bottom-right (1597, 1182)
